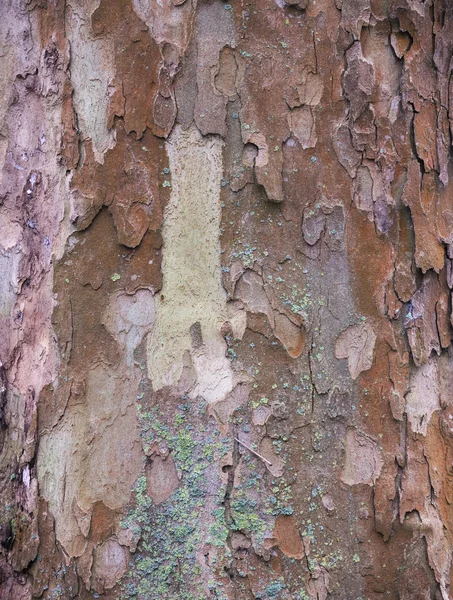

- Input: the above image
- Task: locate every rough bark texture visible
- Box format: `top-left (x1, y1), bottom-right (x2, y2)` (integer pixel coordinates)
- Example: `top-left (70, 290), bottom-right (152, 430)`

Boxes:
top-left (1, 0), bottom-right (453, 599)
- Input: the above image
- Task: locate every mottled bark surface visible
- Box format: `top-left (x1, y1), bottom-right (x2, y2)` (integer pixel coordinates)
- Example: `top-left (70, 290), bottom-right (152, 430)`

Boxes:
top-left (1, 0), bottom-right (453, 598)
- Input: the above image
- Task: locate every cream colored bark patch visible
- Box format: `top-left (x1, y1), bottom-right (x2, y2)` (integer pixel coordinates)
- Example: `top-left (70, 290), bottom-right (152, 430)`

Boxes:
top-left (341, 429), bottom-right (383, 486)
top-left (210, 384), bottom-right (248, 434)
top-left (66, 1), bottom-right (115, 161)
top-left (335, 322), bottom-right (376, 379)
top-left (405, 359), bottom-right (440, 435)
top-left (92, 539), bottom-right (128, 593)
top-left (421, 502), bottom-right (452, 600)
top-left (234, 270), bottom-right (304, 358)
top-left (259, 437), bottom-right (284, 477)
top-left (287, 107), bottom-right (317, 149)
top-left (102, 289), bottom-right (155, 366)
top-left (147, 125), bottom-right (232, 403)
top-left (37, 363), bottom-right (143, 557)
top-left (38, 284), bottom-right (155, 556)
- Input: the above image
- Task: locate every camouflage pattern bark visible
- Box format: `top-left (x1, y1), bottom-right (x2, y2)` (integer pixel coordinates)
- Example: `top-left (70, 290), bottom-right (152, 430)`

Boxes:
top-left (0, 0), bottom-right (453, 599)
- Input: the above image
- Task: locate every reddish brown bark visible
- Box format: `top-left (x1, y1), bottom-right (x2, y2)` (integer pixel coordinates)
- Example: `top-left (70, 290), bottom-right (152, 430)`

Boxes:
top-left (0, 0), bottom-right (453, 599)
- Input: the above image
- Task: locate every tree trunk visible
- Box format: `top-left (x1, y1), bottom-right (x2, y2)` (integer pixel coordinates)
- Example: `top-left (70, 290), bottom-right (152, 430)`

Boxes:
top-left (1, 0), bottom-right (453, 598)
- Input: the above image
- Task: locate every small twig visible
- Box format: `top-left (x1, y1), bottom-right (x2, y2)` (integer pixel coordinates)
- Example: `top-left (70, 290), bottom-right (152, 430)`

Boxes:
top-left (234, 437), bottom-right (272, 466)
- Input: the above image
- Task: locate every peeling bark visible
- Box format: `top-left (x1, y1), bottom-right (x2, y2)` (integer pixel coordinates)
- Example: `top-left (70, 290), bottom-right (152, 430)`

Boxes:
top-left (1, 0), bottom-right (453, 599)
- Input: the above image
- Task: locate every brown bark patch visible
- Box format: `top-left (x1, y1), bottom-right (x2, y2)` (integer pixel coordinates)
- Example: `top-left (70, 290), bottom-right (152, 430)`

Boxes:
top-left (270, 515), bottom-right (304, 560)
top-left (146, 454), bottom-right (180, 505)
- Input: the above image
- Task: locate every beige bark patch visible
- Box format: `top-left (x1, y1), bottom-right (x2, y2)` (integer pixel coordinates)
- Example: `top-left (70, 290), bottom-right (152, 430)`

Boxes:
top-left (421, 502), bottom-right (452, 600)
top-left (405, 359), bottom-right (440, 435)
top-left (37, 364), bottom-right (143, 557)
top-left (132, 0), bottom-right (195, 50)
top-left (274, 313), bottom-right (305, 358)
top-left (321, 494), bottom-right (335, 512)
top-left (66, 1), bottom-right (115, 161)
top-left (341, 429), bottom-right (383, 486)
top-left (414, 102), bottom-right (438, 172)
top-left (252, 405), bottom-right (272, 426)
top-left (146, 455), bottom-right (180, 505)
top-left (77, 544), bottom-right (94, 590)
top-left (91, 538), bottom-right (128, 593)
top-left (259, 437), bottom-right (283, 477)
top-left (103, 289), bottom-right (155, 366)
top-left (302, 205), bottom-right (326, 245)
top-left (353, 165), bottom-right (374, 216)
top-left (234, 269), bottom-right (274, 323)
top-left (210, 384), bottom-right (248, 433)
top-left (287, 106), bottom-right (317, 149)
top-left (73, 499), bottom-right (92, 538)
top-left (0, 219), bottom-right (22, 250)
top-left (147, 124), bottom-right (232, 403)
top-left (296, 69), bottom-right (324, 106)
top-left (335, 322), bottom-right (376, 379)
top-left (226, 301), bottom-right (247, 340)
top-left (234, 270), bottom-right (304, 358)
top-left (241, 131), bottom-right (283, 203)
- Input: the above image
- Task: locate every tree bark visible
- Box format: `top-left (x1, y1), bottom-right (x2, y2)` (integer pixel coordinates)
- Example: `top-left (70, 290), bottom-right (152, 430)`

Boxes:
top-left (1, 0), bottom-right (453, 598)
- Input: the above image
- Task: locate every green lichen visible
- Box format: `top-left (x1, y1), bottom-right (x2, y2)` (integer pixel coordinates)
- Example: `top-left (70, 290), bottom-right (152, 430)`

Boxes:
top-left (251, 396), bottom-right (269, 409)
top-left (255, 578), bottom-right (287, 599)
top-left (231, 243), bottom-right (257, 267)
top-left (229, 491), bottom-right (267, 540)
top-left (120, 402), bottom-right (230, 600)
top-left (280, 283), bottom-right (313, 321)
top-left (208, 508), bottom-right (229, 548)
top-left (265, 478), bottom-right (294, 517)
